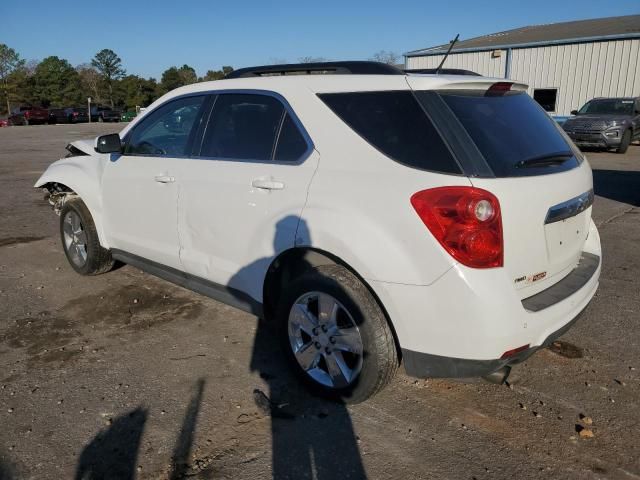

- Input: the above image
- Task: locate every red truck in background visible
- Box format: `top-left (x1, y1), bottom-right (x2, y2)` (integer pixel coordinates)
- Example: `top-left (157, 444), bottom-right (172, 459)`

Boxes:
top-left (8, 106), bottom-right (49, 125)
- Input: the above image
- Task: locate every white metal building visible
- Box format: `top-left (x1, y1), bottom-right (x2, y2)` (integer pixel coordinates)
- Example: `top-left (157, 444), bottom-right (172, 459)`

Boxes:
top-left (405, 15), bottom-right (640, 116)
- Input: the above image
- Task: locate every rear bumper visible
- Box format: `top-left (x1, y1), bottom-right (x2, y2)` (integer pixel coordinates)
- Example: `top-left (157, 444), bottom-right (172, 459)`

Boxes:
top-left (402, 306), bottom-right (585, 378)
top-left (370, 220), bottom-right (601, 376)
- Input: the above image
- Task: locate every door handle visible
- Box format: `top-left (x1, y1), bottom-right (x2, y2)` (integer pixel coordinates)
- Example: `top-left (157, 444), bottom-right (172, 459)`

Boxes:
top-left (154, 175), bottom-right (175, 183)
top-left (251, 179), bottom-right (285, 190)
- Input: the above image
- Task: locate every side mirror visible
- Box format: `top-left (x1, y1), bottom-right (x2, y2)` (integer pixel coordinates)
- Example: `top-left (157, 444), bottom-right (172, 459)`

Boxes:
top-left (570, 110), bottom-right (579, 116)
top-left (95, 134), bottom-right (122, 154)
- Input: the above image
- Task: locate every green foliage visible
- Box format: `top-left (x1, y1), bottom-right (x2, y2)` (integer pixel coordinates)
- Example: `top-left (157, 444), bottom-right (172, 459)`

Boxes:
top-left (0, 44), bottom-right (26, 113)
top-left (0, 44), bottom-right (235, 114)
top-left (91, 49), bottom-right (126, 80)
top-left (200, 66), bottom-right (234, 82)
top-left (115, 75), bottom-right (158, 109)
top-left (33, 56), bottom-right (82, 107)
top-left (160, 64), bottom-right (198, 93)
top-left (91, 49), bottom-right (126, 107)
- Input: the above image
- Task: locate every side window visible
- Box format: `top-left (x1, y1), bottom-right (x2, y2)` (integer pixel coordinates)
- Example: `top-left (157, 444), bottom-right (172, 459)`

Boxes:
top-left (319, 91), bottom-right (460, 174)
top-left (274, 113), bottom-right (308, 161)
top-left (200, 94), bottom-right (284, 160)
top-left (124, 95), bottom-right (205, 157)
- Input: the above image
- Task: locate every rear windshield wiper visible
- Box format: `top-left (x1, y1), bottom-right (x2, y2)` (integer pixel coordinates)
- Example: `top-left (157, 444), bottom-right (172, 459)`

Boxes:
top-left (515, 152), bottom-right (573, 168)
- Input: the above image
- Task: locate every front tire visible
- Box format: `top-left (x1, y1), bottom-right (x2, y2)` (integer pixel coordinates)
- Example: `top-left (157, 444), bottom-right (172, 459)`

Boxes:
top-left (60, 199), bottom-right (114, 275)
top-left (617, 129), bottom-right (632, 154)
top-left (276, 264), bottom-right (398, 403)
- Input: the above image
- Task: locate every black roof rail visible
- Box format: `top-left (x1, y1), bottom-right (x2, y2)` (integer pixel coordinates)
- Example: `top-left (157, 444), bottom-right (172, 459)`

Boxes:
top-left (225, 61), bottom-right (404, 79)
top-left (404, 68), bottom-right (481, 76)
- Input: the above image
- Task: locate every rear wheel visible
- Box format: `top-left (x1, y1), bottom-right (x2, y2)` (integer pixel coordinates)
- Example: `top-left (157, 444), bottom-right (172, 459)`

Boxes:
top-left (277, 264), bottom-right (398, 403)
top-left (60, 199), bottom-right (114, 275)
top-left (617, 129), bottom-right (632, 154)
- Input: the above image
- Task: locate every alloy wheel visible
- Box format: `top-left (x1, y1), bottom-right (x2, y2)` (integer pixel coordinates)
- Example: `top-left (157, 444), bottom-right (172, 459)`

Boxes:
top-left (287, 291), bottom-right (364, 388)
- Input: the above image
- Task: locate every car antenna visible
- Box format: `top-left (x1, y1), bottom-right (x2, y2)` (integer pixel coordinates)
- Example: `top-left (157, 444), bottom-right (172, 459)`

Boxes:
top-left (435, 34), bottom-right (460, 74)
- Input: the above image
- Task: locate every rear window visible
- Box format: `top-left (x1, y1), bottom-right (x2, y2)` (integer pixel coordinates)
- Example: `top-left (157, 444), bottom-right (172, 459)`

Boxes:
top-left (436, 90), bottom-right (579, 177)
top-left (318, 91), bottom-right (461, 174)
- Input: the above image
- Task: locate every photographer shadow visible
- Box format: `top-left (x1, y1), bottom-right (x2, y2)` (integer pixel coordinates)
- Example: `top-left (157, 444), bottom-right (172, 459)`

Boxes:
top-left (233, 216), bottom-right (367, 480)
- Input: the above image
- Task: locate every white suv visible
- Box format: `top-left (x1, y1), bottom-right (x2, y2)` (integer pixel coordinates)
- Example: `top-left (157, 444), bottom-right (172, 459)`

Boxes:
top-left (36, 62), bottom-right (601, 403)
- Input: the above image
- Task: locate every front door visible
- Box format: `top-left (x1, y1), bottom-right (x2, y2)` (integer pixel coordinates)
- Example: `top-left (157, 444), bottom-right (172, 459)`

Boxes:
top-left (175, 92), bottom-right (318, 302)
top-left (102, 94), bottom-right (207, 270)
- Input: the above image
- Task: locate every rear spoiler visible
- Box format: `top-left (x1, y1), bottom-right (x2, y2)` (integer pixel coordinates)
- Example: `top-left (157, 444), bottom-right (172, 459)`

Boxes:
top-left (431, 80), bottom-right (528, 92)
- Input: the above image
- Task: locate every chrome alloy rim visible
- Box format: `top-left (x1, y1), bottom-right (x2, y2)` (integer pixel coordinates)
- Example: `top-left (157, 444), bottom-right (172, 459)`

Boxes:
top-left (62, 210), bottom-right (88, 267)
top-left (287, 291), bottom-right (364, 388)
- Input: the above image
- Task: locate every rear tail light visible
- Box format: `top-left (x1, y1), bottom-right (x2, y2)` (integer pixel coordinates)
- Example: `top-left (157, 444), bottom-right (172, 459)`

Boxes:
top-left (486, 82), bottom-right (513, 96)
top-left (410, 186), bottom-right (503, 268)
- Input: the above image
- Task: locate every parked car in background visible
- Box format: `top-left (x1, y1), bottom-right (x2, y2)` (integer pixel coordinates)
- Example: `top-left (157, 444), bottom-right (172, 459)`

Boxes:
top-left (62, 107), bottom-right (90, 123)
top-left (48, 108), bottom-right (67, 124)
top-left (36, 62), bottom-right (601, 403)
top-left (551, 115), bottom-right (569, 126)
top-left (120, 110), bottom-right (137, 122)
top-left (49, 107), bottom-right (88, 124)
top-left (91, 106), bottom-right (120, 122)
top-left (8, 106), bottom-right (49, 125)
top-left (563, 97), bottom-right (640, 153)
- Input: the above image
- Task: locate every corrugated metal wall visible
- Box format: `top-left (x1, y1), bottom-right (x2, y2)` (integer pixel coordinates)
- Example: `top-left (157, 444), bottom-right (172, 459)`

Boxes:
top-left (406, 39), bottom-right (640, 115)
top-left (406, 50), bottom-right (506, 78)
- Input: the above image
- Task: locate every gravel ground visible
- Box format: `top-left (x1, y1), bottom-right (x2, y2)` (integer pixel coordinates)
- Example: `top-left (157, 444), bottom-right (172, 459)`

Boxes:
top-left (0, 123), bottom-right (639, 480)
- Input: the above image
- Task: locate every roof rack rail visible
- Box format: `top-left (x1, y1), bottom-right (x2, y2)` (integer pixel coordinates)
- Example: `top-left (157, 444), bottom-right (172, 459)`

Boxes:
top-left (405, 68), bottom-right (481, 76)
top-left (225, 61), bottom-right (404, 79)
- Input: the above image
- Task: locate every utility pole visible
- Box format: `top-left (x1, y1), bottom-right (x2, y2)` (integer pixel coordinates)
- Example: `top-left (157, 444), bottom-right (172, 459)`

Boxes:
top-left (88, 97), bottom-right (92, 123)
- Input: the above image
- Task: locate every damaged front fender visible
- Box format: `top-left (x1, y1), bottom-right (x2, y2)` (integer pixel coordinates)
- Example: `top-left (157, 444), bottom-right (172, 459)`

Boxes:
top-left (35, 147), bottom-right (110, 247)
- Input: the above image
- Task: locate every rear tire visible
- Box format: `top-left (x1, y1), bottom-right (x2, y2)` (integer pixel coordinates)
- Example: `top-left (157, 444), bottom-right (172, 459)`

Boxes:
top-left (617, 130), bottom-right (632, 154)
top-left (60, 198), bottom-right (114, 275)
top-left (276, 264), bottom-right (398, 403)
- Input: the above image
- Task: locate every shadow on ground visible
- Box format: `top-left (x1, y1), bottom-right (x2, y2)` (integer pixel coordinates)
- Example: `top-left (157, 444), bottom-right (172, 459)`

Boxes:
top-left (592, 168), bottom-right (640, 207)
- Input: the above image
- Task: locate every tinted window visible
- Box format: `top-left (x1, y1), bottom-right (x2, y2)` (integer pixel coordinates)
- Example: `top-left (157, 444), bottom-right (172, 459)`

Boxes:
top-left (274, 113), bottom-right (308, 161)
top-left (125, 95), bottom-right (205, 156)
top-left (201, 94), bottom-right (284, 160)
top-left (579, 98), bottom-right (634, 116)
top-left (319, 91), bottom-right (460, 174)
top-left (438, 91), bottom-right (578, 177)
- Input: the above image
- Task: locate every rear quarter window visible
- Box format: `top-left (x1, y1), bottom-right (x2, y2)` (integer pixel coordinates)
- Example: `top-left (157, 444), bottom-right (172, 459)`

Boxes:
top-left (318, 91), bottom-right (461, 174)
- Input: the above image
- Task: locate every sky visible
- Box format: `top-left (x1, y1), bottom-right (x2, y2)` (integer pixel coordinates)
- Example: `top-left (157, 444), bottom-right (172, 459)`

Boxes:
top-left (2, 0), bottom-right (638, 79)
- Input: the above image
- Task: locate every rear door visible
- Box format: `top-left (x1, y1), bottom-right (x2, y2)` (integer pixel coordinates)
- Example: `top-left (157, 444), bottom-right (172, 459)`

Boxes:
top-left (410, 81), bottom-right (594, 298)
top-left (175, 92), bottom-right (318, 302)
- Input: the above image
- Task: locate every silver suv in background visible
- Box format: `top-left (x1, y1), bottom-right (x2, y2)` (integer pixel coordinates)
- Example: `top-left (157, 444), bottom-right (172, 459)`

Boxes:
top-left (563, 97), bottom-right (640, 153)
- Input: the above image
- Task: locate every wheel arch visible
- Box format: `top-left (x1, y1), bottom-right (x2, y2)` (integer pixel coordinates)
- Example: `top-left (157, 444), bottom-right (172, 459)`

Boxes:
top-left (263, 246), bottom-right (402, 361)
top-left (35, 162), bottom-right (108, 246)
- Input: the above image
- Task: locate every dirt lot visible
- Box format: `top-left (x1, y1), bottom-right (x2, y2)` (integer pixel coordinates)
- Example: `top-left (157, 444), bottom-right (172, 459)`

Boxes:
top-left (1, 123), bottom-right (639, 480)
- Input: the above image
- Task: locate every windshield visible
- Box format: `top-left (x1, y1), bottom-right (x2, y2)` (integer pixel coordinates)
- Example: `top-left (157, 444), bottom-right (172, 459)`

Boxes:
top-left (435, 90), bottom-right (580, 177)
top-left (579, 99), bottom-right (634, 116)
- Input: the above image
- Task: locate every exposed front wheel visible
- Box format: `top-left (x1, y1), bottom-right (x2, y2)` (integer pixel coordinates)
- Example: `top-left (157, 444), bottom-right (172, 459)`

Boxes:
top-left (277, 265), bottom-right (398, 403)
top-left (60, 199), bottom-right (114, 275)
top-left (617, 129), bottom-right (632, 154)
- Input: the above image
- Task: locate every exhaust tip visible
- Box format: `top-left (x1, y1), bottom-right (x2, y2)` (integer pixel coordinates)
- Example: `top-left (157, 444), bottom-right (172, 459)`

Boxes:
top-left (483, 366), bottom-right (511, 385)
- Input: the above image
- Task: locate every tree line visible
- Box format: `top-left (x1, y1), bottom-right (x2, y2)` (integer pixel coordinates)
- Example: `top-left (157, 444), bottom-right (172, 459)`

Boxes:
top-left (0, 44), bottom-right (400, 115)
top-left (0, 44), bottom-right (233, 114)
